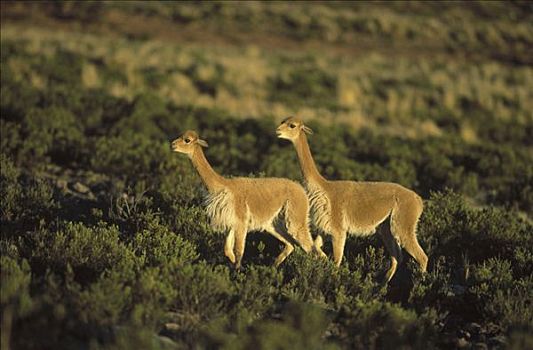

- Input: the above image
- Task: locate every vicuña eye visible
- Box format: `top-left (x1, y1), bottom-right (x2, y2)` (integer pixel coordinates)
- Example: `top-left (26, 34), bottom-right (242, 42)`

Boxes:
top-left (289, 124), bottom-right (296, 129)
top-left (185, 138), bottom-right (191, 144)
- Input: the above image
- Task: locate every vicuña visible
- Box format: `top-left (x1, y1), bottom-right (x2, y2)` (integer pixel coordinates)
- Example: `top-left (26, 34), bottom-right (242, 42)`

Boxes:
top-left (172, 130), bottom-right (321, 268)
top-left (277, 117), bottom-right (428, 282)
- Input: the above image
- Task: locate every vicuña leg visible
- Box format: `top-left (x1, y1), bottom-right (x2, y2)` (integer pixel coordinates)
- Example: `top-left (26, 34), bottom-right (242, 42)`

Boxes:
top-left (402, 232), bottom-right (428, 273)
top-left (379, 224), bottom-right (403, 283)
top-left (313, 234), bottom-right (328, 259)
top-left (224, 229), bottom-right (236, 264)
top-left (390, 201), bottom-right (428, 273)
top-left (285, 200), bottom-right (314, 253)
top-left (233, 223), bottom-right (248, 269)
top-left (332, 230), bottom-right (347, 267)
top-left (265, 226), bottom-right (294, 267)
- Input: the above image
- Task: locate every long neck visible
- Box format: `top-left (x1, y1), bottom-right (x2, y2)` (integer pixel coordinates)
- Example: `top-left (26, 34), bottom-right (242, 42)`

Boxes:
top-left (293, 134), bottom-right (327, 187)
top-left (189, 147), bottom-right (226, 193)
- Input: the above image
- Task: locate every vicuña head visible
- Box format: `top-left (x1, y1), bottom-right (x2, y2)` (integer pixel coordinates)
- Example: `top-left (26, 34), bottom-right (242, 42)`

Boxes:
top-left (172, 130), bottom-right (208, 156)
top-left (171, 130), bottom-right (323, 269)
top-left (276, 117), bottom-right (313, 142)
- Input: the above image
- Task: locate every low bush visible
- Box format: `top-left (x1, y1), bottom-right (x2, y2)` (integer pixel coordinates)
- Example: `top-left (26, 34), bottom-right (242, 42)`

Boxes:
top-left (334, 300), bottom-right (438, 349)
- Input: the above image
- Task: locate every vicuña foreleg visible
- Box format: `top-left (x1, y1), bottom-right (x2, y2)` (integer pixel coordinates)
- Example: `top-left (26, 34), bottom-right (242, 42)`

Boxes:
top-left (313, 234), bottom-right (328, 259)
top-left (332, 229), bottom-right (347, 267)
top-left (224, 230), bottom-right (236, 264)
top-left (234, 223), bottom-right (248, 269)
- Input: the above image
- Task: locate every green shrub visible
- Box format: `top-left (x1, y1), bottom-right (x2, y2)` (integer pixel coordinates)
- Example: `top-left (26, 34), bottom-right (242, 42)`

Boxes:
top-left (1, 256), bottom-right (34, 321)
top-left (468, 259), bottom-right (533, 327)
top-left (31, 222), bottom-right (136, 283)
top-left (269, 64), bottom-right (338, 110)
top-left (168, 262), bottom-right (235, 346)
top-left (233, 265), bottom-right (283, 320)
top-left (90, 133), bottom-right (183, 188)
top-left (173, 262), bottom-right (234, 322)
top-left (132, 220), bottom-right (199, 270)
top-left (0, 63), bottom-right (41, 122)
top-left (21, 107), bottom-right (84, 166)
top-left (280, 249), bottom-right (383, 309)
top-left (110, 93), bottom-right (168, 139)
top-left (419, 190), bottom-right (533, 269)
top-left (1, 6), bottom-right (532, 347)
top-left (0, 154), bottom-right (56, 231)
top-left (40, 49), bottom-right (84, 87)
top-left (48, 1), bottom-right (104, 22)
top-left (224, 302), bottom-right (337, 350)
top-left (162, 201), bottom-right (224, 264)
top-left (334, 300), bottom-right (438, 349)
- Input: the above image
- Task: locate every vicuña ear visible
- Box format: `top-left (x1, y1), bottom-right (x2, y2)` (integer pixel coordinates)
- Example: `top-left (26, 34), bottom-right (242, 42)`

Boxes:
top-left (197, 139), bottom-right (209, 148)
top-left (302, 125), bottom-right (313, 135)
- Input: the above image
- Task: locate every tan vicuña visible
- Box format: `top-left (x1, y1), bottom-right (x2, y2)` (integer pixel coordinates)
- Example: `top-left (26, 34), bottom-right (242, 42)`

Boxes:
top-left (172, 130), bottom-right (317, 268)
top-left (277, 118), bottom-right (428, 282)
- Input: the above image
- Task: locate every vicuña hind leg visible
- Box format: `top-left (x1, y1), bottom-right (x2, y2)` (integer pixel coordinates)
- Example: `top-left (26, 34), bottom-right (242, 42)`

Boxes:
top-left (403, 233), bottom-right (428, 273)
top-left (379, 225), bottom-right (403, 283)
top-left (265, 226), bottom-right (294, 267)
top-left (390, 202), bottom-right (428, 273)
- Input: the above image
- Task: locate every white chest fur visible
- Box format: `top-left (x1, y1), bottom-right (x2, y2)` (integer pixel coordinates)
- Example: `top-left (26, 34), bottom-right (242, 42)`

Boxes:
top-left (307, 185), bottom-right (332, 233)
top-left (205, 190), bottom-right (236, 231)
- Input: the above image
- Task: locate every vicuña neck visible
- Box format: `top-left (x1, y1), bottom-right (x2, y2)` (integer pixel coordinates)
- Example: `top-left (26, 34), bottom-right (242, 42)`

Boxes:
top-left (190, 147), bottom-right (227, 193)
top-left (294, 134), bottom-right (327, 187)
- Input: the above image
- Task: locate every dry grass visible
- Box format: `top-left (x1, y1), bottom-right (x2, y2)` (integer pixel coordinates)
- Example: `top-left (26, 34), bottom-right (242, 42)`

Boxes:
top-left (2, 5), bottom-right (531, 140)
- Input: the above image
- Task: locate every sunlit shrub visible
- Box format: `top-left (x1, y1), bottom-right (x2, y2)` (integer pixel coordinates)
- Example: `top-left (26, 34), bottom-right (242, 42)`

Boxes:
top-left (280, 249), bottom-right (383, 309)
top-left (31, 222), bottom-right (136, 283)
top-left (132, 221), bottom-right (199, 270)
top-left (172, 262), bottom-right (235, 333)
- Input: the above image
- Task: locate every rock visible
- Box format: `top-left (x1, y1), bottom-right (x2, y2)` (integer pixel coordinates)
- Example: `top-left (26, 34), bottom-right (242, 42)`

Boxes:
top-left (164, 323), bottom-right (180, 332)
top-left (73, 182), bottom-right (90, 194)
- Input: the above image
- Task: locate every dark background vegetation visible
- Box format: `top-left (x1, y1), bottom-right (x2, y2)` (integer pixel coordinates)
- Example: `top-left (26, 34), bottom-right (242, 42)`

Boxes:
top-left (1, 1), bottom-right (532, 349)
